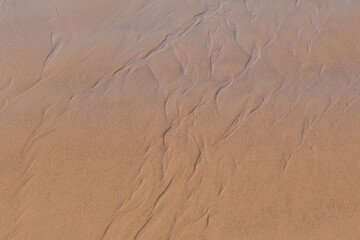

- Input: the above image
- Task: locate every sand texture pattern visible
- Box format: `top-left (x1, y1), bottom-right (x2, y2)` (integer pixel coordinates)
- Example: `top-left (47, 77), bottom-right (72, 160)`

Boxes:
top-left (1, 0), bottom-right (360, 239)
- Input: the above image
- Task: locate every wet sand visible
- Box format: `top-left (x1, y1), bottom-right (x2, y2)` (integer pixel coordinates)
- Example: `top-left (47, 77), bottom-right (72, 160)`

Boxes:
top-left (1, 0), bottom-right (360, 239)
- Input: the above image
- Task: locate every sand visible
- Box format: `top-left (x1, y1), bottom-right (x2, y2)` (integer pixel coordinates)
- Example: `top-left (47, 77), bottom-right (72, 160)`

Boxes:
top-left (1, 0), bottom-right (360, 239)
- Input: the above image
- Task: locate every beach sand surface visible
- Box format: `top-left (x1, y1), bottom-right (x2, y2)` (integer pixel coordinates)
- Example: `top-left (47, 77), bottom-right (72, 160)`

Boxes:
top-left (1, 0), bottom-right (360, 239)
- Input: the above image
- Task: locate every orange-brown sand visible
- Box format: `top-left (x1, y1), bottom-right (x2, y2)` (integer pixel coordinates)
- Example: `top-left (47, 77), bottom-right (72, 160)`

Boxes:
top-left (1, 0), bottom-right (360, 239)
